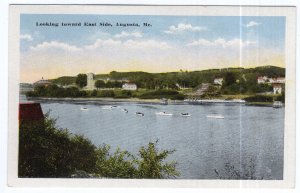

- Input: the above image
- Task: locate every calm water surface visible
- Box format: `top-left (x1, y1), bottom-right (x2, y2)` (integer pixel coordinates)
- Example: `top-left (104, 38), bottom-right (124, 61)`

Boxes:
top-left (24, 96), bottom-right (284, 179)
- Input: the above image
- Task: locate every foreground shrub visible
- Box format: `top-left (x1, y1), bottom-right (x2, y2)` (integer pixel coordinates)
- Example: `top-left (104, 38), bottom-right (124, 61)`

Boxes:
top-left (19, 116), bottom-right (179, 179)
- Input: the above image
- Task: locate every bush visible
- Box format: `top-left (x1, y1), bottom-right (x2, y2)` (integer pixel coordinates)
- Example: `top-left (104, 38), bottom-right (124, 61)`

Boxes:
top-left (243, 95), bottom-right (273, 102)
top-left (276, 92), bottom-right (285, 103)
top-left (138, 89), bottom-right (185, 100)
top-left (19, 115), bottom-right (97, 177)
top-left (19, 116), bottom-right (179, 179)
top-left (97, 90), bottom-right (115, 97)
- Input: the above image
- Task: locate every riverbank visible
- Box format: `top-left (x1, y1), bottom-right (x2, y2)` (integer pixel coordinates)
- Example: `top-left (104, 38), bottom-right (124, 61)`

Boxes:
top-left (25, 97), bottom-right (283, 107)
top-left (26, 97), bottom-right (177, 105)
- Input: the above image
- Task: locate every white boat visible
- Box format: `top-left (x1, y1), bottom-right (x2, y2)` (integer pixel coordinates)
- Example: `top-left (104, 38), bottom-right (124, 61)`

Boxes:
top-left (206, 114), bottom-right (224, 119)
top-left (122, 109), bottom-right (129, 113)
top-left (102, 106), bottom-right (113, 110)
top-left (273, 101), bottom-right (283, 108)
top-left (181, 113), bottom-right (191, 117)
top-left (80, 107), bottom-right (88, 111)
top-left (156, 112), bottom-right (173, 116)
top-left (136, 112), bottom-right (144, 116)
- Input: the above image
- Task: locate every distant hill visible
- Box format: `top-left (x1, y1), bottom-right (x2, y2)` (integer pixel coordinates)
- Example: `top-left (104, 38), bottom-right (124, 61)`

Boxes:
top-left (50, 66), bottom-right (285, 88)
top-left (49, 76), bottom-right (76, 86)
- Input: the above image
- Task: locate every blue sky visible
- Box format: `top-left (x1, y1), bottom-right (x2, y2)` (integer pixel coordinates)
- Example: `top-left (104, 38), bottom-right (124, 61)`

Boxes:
top-left (20, 14), bottom-right (286, 83)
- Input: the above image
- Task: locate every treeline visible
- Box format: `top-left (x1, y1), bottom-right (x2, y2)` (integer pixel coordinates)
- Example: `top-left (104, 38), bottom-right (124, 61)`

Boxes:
top-left (26, 85), bottom-right (88, 98)
top-left (26, 84), bottom-right (184, 100)
top-left (50, 66), bottom-right (285, 92)
top-left (19, 115), bottom-right (179, 178)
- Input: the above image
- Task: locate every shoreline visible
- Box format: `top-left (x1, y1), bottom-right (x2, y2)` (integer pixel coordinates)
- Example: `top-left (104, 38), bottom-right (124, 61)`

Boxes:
top-left (26, 97), bottom-right (174, 105)
top-left (24, 97), bottom-right (282, 107)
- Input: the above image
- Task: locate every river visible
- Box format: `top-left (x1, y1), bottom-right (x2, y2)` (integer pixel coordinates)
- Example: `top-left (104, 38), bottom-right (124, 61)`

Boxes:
top-left (21, 96), bottom-right (284, 179)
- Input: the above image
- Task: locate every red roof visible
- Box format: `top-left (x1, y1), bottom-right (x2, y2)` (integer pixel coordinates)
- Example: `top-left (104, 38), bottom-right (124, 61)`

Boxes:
top-left (19, 103), bottom-right (44, 122)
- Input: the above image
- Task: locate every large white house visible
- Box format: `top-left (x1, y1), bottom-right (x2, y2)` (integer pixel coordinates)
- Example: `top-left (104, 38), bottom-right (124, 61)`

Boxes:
top-left (122, 83), bottom-right (137, 91)
top-left (213, 78), bottom-right (223, 85)
top-left (257, 76), bottom-right (285, 84)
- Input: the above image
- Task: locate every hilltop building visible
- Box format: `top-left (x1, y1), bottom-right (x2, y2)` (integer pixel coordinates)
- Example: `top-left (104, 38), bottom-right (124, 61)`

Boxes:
top-left (257, 76), bottom-right (285, 95)
top-left (257, 76), bottom-right (285, 84)
top-left (33, 77), bottom-right (52, 87)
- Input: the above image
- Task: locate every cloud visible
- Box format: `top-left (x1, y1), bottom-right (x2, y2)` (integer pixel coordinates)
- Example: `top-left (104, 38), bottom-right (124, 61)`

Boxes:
top-left (246, 21), bottom-right (261, 28)
top-left (164, 23), bottom-right (207, 34)
top-left (30, 41), bottom-right (82, 52)
top-left (20, 34), bottom-right (33, 41)
top-left (84, 39), bottom-right (122, 50)
top-left (114, 31), bottom-right (143, 38)
top-left (123, 39), bottom-right (171, 50)
top-left (186, 38), bottom-right (257, 48)
top-left (29, 38), bottom-right (172, 53)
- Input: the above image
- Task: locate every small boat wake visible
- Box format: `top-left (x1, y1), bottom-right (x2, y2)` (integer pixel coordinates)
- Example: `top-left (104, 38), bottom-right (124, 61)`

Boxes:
top-left (206, 114), bottom-right (224, 119)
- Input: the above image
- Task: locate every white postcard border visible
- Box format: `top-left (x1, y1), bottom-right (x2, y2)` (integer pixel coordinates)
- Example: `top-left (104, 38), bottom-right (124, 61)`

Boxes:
top-left (8, 4), bottom-right (296, 188)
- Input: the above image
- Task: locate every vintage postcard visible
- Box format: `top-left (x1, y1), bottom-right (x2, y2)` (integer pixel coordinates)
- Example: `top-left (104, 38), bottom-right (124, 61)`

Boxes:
top-left (8, 5), bottom-right (296, 188)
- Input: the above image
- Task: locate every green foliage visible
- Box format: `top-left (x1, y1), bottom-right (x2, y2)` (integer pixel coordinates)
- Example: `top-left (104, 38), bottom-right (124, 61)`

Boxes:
top-left (76, 74), bottom-right (87, 88)
top-left (201, 85), bottom-right (221, 99)
top-left (95, 80), bottom-right (106, 89)
top-left (50, 76), bottom-right (76, 86)
top-left (223, 72), bottom-right (236, 86)
top-left (19, 114), bottom-right (97, 177)
top-left (136, 141), bottom-right (180, 179)
top-left (276, 92), bottom-right (285, 103)
top-left (96, 90), bottom-right (115, 97)
top-left (138, 89), bottom-right (185, 100)
top-left (243, 95), bottom-right (274, 102)
top-left (19, 116), bottom-right (179, 179)
top-left (114, 90), bottom-right (133, 98)
top-left (26, 85), bottom-right (87, 98)
top-left (95, 145), bottom-right (137, 178)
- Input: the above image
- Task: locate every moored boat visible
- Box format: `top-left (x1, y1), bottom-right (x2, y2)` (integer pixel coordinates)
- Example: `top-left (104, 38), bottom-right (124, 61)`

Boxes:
top-left (273, 101), bottom-right (283, 108)
top-left (80, 107), bottom-right (88, 111)
top-left (181, 113), bottom-right (191, 117)
top-left (136, 112), bottom-right (144, 116)
top-left (156, 112), bottom-right (173, 116)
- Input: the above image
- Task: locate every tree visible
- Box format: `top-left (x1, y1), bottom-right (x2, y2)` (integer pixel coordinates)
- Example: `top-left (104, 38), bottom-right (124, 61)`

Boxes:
top-left (19, 115), bottom-right (180, 178)
top-left (19, 114), bottom-right (97, 177)
top-left (136, 141), bottom-right (180, 179)
top-left (76, 74), bottom-right (87, 88)
top-left (95, 80), bottom-right (106, 89)
top-left (223, 72), bottom-right (236, 86)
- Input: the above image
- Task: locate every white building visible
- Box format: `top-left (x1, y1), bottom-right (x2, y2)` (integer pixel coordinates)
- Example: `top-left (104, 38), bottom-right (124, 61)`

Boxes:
top-left (122, 83), bottom-right (137, 91)
top-left (269, 77), bottom-right (285, 84)
top-left (257, 76), bottom-right (285, 84)
top-left (214, 78), bottom-right (223, 85)
top-left (257, 76), bottom-right (268, 84)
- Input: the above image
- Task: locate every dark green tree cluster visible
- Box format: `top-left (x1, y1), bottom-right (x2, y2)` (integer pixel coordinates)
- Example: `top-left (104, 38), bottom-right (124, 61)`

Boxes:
top-left (138, 90), bottom-right (185, 100)
top-left (26, 85), bottom-right (87, 98)
top-left (19, 116), bottom-right (179, 178)
top-left (94, 80), bottom-right (125, 89)
top-left (75, 74), bottom-right (87, 88)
